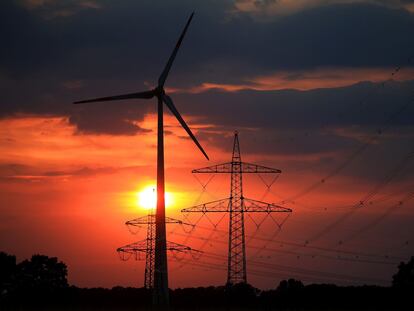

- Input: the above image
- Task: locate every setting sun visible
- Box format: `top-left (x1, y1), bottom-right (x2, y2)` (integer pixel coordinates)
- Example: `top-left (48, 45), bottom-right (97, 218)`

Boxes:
top-left (137, 185), bottom-right (173, 210)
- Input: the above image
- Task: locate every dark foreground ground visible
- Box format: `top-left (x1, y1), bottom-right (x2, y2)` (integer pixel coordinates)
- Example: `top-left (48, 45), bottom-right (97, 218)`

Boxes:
top-left (1, 283), bottom-right (413, 311)
top-left (1, 253), bottom-right (413, 310)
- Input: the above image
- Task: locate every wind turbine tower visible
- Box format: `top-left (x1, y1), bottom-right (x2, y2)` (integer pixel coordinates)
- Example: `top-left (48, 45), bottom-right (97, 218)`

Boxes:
top-left (74, 12), bottom-right (207, 305)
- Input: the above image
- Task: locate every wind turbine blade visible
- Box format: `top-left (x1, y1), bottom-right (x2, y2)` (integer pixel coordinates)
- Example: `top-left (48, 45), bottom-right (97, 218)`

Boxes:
top-left (73, 90), bottom-right (155, 104)
top-left (158, 12), bottom-right (194, 88)
top-left (162, 94), bottom-right (209, 160)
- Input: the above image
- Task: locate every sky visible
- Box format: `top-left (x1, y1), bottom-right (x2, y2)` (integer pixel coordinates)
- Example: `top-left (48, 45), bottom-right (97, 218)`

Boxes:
top-left (1, 0), bottom-right (414, 289)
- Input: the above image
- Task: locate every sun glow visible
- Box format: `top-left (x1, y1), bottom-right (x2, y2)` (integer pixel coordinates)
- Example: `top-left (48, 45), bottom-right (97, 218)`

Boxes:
top-left (137, 185), bottom-right (173, 210)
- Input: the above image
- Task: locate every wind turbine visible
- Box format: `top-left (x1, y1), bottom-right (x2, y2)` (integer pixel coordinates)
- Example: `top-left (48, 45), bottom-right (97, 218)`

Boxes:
top-left (73, 12), bottom-right (208, 306)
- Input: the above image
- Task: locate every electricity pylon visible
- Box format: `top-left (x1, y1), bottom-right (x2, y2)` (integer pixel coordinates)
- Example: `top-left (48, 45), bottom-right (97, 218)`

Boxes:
top-left (117, 208), bottom-right (196, 289)
top-left (182, 131), bottom-right (292, 285)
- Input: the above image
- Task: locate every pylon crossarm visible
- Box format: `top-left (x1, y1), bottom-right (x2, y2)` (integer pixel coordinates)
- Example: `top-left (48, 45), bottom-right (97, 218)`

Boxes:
top-left (240, 162), bottom-right (281, 174)
top-left (192, 162), bottom-right (232, 173)
top-left (165, 217), bottom-right (187, 225)
top-left (117, 239), bottom-right (149, 253)
top-left (181, 198), bottom-right (231, 213)
top-left (126, 215), bottom-right (189, 226)
top-left (166, 241), bottom-right (203, 254)
top-left (243, 198), bottom-right (292, 213)
top-left (117, 240), bottom-right (149, 261)
top-left (192, 161), bottom-right (281, 174)
top-left (126, 215), bottom-right (155, 226)
top-left (117, 240), bottom-right (200, 255)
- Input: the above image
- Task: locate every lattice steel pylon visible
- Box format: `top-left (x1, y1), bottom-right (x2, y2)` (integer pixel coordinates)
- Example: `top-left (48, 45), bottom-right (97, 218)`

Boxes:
top-left (182, 131), bottom-right (292, 285)
top-left (117, 207), bottom-right (196, 289)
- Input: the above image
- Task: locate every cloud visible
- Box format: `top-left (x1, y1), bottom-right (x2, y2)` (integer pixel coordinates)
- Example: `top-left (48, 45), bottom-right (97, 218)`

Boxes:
top-left (0, 0), bottom-right (413, 136)
top-left (172, 67), bottom-right (414, 93)
top-left (61, 80), bottom-right (84, 89)
top-left (18, 0), bottom-right (102, 18)
top-left (0, 163), bottom-right (33, 176)
top-left (68, 110), bottom-right (153, 136)
top-left (3, 1), bottom-right (414, 78)
top-left (232, 0), bottom-right (414, 17)
top-left (0, 165), bottom-right (129, 183)
top-left (173, 80), bottom-right (414, 131)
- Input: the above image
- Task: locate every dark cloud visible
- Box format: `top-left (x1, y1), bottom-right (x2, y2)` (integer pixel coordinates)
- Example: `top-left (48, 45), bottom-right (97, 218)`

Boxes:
top-left (44, 166), bottom-right (118, 177)
top-left (16, 0), bottom-right (102, 18)
top-left (175, 80), bottom-right (414, 130)
top-left (69, 105), bottom-right (153, 135)
top-left (2, 0), bottom-right (414, 80)
top-left (0, 164), bottom-right (153, 183)
top-left (0, 163), bottom-right (33, 176)
top-left (0, 0), bottom-right (413, 137)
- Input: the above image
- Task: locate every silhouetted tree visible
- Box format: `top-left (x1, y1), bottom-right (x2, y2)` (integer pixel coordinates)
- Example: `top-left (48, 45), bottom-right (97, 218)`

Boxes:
top-left (276, 278), bottom-right (304, 293)
top-left (393, 256), bottom-right (414, 289)
top-left (224, 282), bottom-right (259, 306)
top-left (0, 252), bottom-right (16, 296)
top-left (16, 254), bottom-right (68, 290)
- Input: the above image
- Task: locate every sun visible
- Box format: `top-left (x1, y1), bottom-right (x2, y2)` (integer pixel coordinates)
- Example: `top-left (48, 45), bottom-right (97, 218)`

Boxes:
top-left (137, 185), bottom-right (173, 210)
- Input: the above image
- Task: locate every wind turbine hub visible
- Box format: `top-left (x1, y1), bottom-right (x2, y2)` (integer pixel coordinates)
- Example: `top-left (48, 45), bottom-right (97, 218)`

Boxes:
top-left (154, 86), bottom-right (165, 97)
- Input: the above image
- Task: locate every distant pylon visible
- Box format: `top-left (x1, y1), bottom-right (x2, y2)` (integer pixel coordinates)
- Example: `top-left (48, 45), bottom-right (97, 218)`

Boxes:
top-left (144, 210), bottom-right (155, 289)
top-left (118, 207), bottom-right (195, 289)
top-left (182, 131), bottom-right (292, 285)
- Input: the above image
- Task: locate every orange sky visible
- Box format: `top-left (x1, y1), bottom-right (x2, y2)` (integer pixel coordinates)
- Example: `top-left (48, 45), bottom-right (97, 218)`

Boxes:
top-left (1, 112), bottom-right (413, 288)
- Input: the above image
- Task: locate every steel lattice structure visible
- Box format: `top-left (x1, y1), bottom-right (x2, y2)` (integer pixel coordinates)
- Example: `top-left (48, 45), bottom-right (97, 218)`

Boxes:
top-left (182, 132), bottom-right (292, 285)
top-left (117, 239), bottom-right (198, 287)
top-left (118, 210), bottom-right (194, 289)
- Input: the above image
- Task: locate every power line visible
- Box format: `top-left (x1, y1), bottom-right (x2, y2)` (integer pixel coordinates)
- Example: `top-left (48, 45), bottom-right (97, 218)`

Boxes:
top-left (170, 249), bottom-right (390, 285)
top-left (183, 225), bottom-right (401, 264)
top-left (275, 50), bottom-right (414, 203)
top-left (337, 190), bottom-right (414, 245)
top-left (305, 142), bottom-right (414, 243)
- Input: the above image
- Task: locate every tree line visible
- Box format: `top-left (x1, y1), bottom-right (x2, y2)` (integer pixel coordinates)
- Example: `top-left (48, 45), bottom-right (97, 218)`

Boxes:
top-left (0, 251), bottom-right (413, 310)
